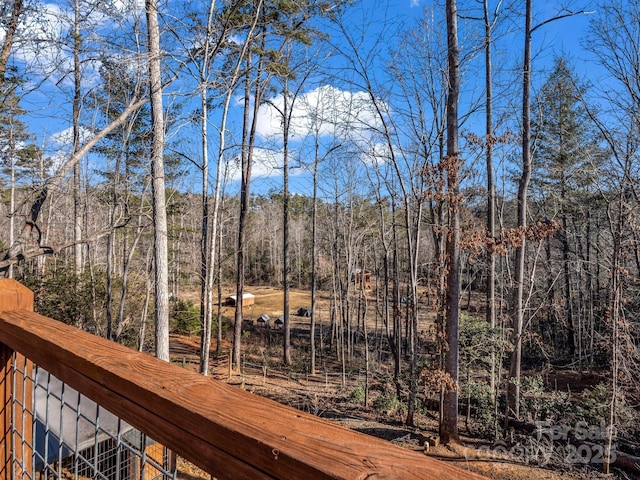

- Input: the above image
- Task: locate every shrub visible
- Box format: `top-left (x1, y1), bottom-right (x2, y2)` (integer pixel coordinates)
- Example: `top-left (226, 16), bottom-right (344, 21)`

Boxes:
top-left (461, 380), bottom-right (494, 425)
top-left (350, 384), bottom-right (365, 404)
top-left (21, 268), bottom-right (107, 331)
top-left (519, 375), bottom-right (575, 424)
top-left (172, 299), bottom-right (200, 335)
top-left (576, 383), bottom-right (638, 437)
top-left (373, 392), bottom-right (401, 415)
top-left (458, 314), bottom-right (509, 434)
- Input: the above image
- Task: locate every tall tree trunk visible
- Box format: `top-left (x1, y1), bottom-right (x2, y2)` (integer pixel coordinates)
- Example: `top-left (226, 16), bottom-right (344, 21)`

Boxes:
top-left (573, 215), bottom-right (586, 365)
top-left (198, 0), bottom-right (216, 376)
top-left (199, 79), bottom-right (211, 373)
top-left (405, 206), bottom-right (422, 427)
top-left (200, 1), bottom-right (259, 374)
top-left (106, 224), bottom-right (114, 339)
top-left (73, 0), bottom-right (83, 276)
top-left (391, 197), bottom-right (401, 387)
top-left (544, 236), bottom-right (557, 351)
top-left (146, 0), bottom-right (169, 361)
top-left (376, 197), bottom-right (396, 379)
top-left (310, 140), bottom-right (320, 375)
top-left (138, 249), bottom-right (153, 352)
top-left (603, 198), bottom-right (624, 474)
top-left (282, 89), bottom-right (292, 366)
top-left (585, 210), bottom-right (594, 364)
top-left (0, 0), bottom-right (24, 84)
top-left (561, 211), bottom-right (575, 356)
top-left (483, 0), bottom-right (497, 402)
top-left (234, 22), bottom-right (265, 371)
top-left (115, 215), bottom-right (144, 341)
top-left (506, 0), bottom-right (532, 421)
top-left (440, 0), bottom-right (461, 444)
top-left (233, 64), bottom-right (253, 373)
top-left (8, 131), bottom-right (15, 279)
top-left (216, 220), bottom-right (224, 356)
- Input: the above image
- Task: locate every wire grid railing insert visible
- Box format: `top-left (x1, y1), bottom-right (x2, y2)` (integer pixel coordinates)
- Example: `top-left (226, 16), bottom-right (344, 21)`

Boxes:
top-left (9, 353), bottom-right (178, 480)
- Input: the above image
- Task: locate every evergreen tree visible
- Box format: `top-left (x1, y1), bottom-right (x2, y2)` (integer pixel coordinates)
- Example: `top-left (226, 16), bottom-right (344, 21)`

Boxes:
top-left (0, 74), bottom-right (39, 278)
top-left (532, 57), bottom-right (602, 360)
top-left (533, 58), bottom-right (596, 202)
top-left (231, 0), bottom-right (347, 371)
top-left (92, 56), bottom-right (151, 193)
top-left (0, 75), bottom-right (37, 175)
top-left (90, 56), bottom-right (152, 341)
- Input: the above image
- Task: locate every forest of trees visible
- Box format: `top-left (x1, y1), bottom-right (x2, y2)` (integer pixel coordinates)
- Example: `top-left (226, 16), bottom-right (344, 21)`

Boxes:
top-left (1, 0), bottom-right (639, 471)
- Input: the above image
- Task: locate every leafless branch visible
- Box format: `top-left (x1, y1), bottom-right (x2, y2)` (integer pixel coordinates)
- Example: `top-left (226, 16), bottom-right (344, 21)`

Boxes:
top-left (0, 221), bottom-right (131, 273)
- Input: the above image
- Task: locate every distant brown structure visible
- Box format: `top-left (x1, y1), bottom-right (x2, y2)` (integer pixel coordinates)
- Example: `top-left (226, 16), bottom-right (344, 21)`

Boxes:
top-left (226, 293), bottom-right (255, 307)
top-left (354, 270), bottom-right (372, 289)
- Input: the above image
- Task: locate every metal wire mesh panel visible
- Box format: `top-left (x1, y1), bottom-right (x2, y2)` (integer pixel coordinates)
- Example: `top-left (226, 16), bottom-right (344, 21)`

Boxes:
top-left (9, 354), bottom-right (178, 480)
top-left (9, 352), bottom-right (34, 480)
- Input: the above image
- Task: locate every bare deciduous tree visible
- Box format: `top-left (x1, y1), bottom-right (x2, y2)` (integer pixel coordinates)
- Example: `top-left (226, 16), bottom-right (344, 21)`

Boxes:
top-left (145, 0), bottom-right (169, 361)
top-left (440, 0), bottom-right (461, 444)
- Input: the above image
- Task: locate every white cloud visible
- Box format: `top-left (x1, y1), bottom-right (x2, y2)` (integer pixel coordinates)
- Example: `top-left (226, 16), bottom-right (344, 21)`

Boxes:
top-left (255, 85), bottom-right (386, 142)
top-left (13, 3), bottom-right (69, 75)
top-left (410, 0), bottom-right (420, 7)
top-left (221, 145), bottom-right (314, 182)
top-left (223, 147), bottom-right (279, 182)
top-left (227, 34), bottom-right (244, 46)
top-left (48, 126), bottom-right (93, 147)
top-left (11, 1), bottom-right (144, 86)
top-left (111, 0), bottom-right (145, 13)
top-left (45, 126), bottom-right (94, 175)
top-left (247, 85), bottom-right (392, 179)
top-left (360, 142), bottom-right (393, 166)
top-left (249, 147), bottom-right (282, 178)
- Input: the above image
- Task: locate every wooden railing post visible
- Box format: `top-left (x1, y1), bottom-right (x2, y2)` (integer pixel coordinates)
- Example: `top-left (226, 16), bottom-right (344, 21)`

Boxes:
top-left (0, 280), bottom-right (34, 480)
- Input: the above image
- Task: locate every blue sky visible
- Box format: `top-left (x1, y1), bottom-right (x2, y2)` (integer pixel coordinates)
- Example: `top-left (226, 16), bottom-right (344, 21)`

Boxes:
top-left (257, 0), bottom-right (600, 196)
top-left (7, 0), bottom-right (601, 197)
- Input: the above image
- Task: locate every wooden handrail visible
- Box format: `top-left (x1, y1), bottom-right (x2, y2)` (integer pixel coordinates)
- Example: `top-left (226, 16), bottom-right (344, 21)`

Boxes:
top-left (0, 280), bottom-right (34, 480)
top-left (0, 280), bottom-right (486, 480)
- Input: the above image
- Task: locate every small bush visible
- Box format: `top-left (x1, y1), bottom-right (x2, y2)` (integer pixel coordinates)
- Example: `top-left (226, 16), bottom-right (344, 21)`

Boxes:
top-left (519, 375), bottom-right (575, 424)
top-left (576, 383), bottom-right (638, 437)
top-left (461, 380), bottom-right (494, 426)
top-left (172, 299), bottom-right (200, 335)
top-left (350, 384), bottom-right (365, 403)
top-left (373, 392), bottom-right (401, 415)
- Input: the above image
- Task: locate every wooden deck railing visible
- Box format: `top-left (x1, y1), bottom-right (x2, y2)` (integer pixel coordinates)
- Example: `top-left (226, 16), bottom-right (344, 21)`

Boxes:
top-left (0, 279), bottom-right (485, 480)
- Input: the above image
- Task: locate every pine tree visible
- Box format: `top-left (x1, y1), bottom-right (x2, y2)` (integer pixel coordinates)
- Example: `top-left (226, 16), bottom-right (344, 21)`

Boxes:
top-left (91, 56), bottom-right (152, 341)
top-left (0, 75), bottom-right (39, 278)
top-left (532, 57), bottom-right (601, 361)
